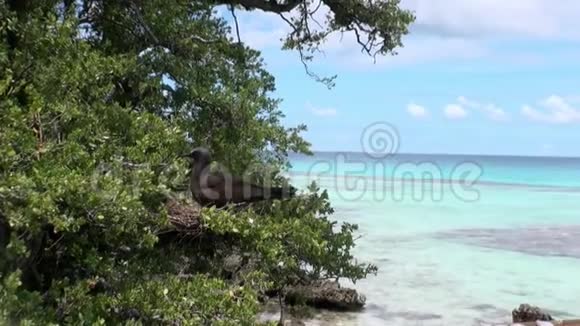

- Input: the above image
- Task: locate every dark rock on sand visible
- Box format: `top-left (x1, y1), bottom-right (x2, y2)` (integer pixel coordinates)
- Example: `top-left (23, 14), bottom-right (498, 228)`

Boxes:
top-left (512, 304), bottom-right (554, 323)
top-left (285, 280), bottom-right (366, 311)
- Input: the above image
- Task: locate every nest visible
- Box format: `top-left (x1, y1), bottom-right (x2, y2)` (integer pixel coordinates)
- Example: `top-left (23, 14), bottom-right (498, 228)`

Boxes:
top-left (165, 197), bottom-right (203, 236)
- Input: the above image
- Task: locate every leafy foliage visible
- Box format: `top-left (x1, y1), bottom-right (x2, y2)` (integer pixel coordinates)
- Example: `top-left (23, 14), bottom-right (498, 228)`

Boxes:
top-left (0, 0), bottom-right (409, 324)
top-left (203, 183), bottom-right (377, 290)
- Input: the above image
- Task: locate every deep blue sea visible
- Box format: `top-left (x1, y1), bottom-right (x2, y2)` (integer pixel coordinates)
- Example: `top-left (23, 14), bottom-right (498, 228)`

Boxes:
top-left (285, 152), bottom-right (580, 325)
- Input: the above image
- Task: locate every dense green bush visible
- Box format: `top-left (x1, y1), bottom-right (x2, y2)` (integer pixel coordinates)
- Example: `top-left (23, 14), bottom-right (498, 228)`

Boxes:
top-left (1, 0), bottom-right (411, 324)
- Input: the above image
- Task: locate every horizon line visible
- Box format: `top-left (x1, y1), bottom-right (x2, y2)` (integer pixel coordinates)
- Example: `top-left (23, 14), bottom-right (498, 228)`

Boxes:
top-left (290, 150), bottom-right (580, 160)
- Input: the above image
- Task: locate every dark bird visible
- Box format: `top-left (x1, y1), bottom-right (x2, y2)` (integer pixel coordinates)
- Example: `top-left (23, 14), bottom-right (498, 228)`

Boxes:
top-left (183, 147), bottom-right (296, 208)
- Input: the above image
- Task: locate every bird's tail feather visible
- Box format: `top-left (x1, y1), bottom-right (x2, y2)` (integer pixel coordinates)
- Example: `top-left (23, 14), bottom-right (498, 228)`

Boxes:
top-left (241, 185), bottom-right (297, 203)
top-left (268, 186), bottom-right (296, 199)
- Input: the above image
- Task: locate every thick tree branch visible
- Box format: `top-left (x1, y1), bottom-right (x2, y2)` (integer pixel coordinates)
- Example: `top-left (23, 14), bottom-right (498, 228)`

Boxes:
top-left (217, 0), bottom-right (303, 13)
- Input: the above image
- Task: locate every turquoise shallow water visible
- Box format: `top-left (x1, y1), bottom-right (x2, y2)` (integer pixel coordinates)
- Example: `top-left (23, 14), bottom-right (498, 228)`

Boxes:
top-left (287, 152), bottom-right (580, 325)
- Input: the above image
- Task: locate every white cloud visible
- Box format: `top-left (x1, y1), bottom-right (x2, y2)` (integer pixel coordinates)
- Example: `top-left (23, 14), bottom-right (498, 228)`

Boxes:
top-left (521, 95), bottom-right (580, 124)
top-left (457, 96), bottom-right (509, 121)
top-left (401, 0), bottom-right (580, 40)
top-left (224, 9), bottom-right (288, 49)
top-left (240, 28), bottom-right (285, 49)
top-left (306, 102), bottom-right (337, 117)
top-left (482, 104), bottom-right (509, 122)
top-left (223, 4), bottom-right (489, 69)
top-left (564, 95), bottom-right (580, 104)
top-left (444, 104), bottom-right (467, 120)
top-left (348, 37), bottom-right (488, 69)
top-left (407, 103), bottom-right (428, 118)
top-left (456, 96), bottom-right (478, 108)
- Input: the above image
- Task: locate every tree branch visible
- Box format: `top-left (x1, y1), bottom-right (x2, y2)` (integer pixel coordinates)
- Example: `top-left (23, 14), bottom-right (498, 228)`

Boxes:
top-left (218, 0), bottom-right (303, 13)
top-left (229, 4), bottom-right (241, 43)
top-left (213, 0), bottom-right (414, 88)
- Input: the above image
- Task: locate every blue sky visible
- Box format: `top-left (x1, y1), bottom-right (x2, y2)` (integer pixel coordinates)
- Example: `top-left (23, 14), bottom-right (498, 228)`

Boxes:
top-left (222, 1), bottom-right (580, 157)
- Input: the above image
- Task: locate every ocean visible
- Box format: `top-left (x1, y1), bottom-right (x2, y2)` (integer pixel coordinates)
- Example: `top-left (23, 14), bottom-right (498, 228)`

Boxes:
top-left (286, 152), bottom-right (580, 325)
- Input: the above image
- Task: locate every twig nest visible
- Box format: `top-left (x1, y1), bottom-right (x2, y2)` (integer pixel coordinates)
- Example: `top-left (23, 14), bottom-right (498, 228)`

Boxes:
top-left (165, 198), bottom-right (203, 236)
